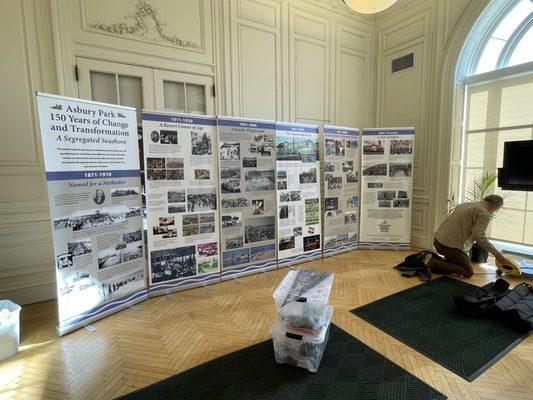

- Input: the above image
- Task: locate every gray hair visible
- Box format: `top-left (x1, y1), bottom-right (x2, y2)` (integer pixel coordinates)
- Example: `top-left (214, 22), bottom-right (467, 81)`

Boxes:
top-left (484, 194), bottom-right (504, 206)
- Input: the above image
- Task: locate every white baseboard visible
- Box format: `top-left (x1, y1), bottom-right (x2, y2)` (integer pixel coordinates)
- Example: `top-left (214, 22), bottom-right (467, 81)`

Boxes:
top-left (0, 283), bottom-right (56, 306)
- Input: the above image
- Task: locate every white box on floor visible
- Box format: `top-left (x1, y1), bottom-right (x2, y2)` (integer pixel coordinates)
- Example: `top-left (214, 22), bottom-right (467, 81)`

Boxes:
top-left (270, 305), bottom-right (333, 372)
top-left (273, 269), bottom-right (334, 310)
top-left (0, 300), bottom-right (21, 361)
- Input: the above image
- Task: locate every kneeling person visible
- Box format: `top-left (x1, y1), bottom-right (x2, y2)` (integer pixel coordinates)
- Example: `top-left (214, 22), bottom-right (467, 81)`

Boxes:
top-left (426, 195), bottom-right (506, 278)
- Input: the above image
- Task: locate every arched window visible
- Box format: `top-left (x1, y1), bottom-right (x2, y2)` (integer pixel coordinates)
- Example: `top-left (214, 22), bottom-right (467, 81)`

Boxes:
top-left (458, 0), bottom-right (533, 249)
top-left (475, 0), bottom-right (533, 74)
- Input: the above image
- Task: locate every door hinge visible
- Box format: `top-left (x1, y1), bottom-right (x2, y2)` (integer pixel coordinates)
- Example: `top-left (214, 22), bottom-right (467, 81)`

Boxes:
top-left (212, 83), bottom-right (216, 98)
top-left (74, 65), bottom-right (79, 82)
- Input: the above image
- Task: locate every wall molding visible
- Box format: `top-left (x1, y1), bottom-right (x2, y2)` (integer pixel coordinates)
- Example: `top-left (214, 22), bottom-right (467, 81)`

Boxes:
top-left (430, 0), bottom-right (491, 240)
top-left (85, 0), bottom-right (202, 50)
top-left (378, 0), bottom-right (424, 19)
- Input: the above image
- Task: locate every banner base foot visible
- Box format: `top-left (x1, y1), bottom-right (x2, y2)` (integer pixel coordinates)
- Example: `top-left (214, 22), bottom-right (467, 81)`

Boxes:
top-left (84, 325), bottom-right (96, 332)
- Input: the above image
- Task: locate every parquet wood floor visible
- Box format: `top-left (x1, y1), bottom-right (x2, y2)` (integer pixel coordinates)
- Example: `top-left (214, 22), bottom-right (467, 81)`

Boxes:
top-left (0, 249), bottom-right (531, 399)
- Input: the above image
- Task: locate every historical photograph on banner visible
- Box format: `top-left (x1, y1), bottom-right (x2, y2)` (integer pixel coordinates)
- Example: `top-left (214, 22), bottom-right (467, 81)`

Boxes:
top-left (142, 112), bottom-right (220, 293)
top-left (359, 128), bottom-right (415, 249)
top-left (322, 125), bottom-right (360, 256)
top-left (217, 117), bottom-right (277, 279)
top-left (276, 123), bottom-right (322, 266)
top-left (36, 93), bottom-right (147, 335)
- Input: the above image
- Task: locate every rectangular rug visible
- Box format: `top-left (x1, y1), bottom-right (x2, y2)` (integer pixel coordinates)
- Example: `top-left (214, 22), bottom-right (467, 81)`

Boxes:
top-left (118, 324), bottom-right (446, 400)
top-left (351, 276), bottom-right (530, 381)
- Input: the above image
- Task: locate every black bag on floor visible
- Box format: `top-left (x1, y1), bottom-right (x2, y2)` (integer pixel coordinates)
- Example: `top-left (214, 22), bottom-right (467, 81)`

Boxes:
top-left (394, 252), bottom-right (432, 282)
top-left (454, 279), bottom-right (510, 316)
top-left (493, 283), bottom-right (533, 332)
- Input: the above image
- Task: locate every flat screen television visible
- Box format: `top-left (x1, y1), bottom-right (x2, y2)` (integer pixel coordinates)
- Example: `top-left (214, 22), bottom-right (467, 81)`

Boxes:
top-left (498, 140), bottom-right (533, 191)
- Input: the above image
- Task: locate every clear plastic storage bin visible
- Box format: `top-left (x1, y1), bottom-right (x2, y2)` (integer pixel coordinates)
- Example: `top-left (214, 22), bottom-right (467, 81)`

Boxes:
top-left (0, 300), bottom-right (21, 361)
top-left (273, 269), bottom-right (334, 310)
top-left (278, 301), bottom-right (331, 335)
top-left (270, 305), bottom-right (333, 372)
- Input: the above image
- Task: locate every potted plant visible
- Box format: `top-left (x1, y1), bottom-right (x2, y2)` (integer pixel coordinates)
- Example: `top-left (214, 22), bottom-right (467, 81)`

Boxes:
top-left (447, 171), bottom-right (503, 263)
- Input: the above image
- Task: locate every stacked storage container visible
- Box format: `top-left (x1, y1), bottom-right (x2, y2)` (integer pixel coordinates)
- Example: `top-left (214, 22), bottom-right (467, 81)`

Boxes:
top-left (270, 269), bottom-right (334, 372)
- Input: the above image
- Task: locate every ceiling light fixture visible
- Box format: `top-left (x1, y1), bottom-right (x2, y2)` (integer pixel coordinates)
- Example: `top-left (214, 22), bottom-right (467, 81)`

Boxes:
top-left (342, 0), bottom-right (398, 14)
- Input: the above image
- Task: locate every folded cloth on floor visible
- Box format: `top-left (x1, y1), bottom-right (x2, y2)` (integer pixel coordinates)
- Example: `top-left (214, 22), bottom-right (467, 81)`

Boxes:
top-left (454, 279), bottom-right (510, 316)
top-left (493, 282), bottom-right (533, 332)
top-left (394, 251), bottom-right (432, 282)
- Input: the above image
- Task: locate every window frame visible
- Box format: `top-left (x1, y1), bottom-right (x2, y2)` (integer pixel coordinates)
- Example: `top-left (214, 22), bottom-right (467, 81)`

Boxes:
top-left (469, 0), bottom-right (533, 76)
top-left (460, 64), bottom-right (533, 246)
top-left (497, 14), bottom-right (533, 68)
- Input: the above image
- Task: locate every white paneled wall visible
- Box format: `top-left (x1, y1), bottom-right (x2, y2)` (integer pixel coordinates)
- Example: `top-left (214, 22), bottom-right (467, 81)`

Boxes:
top-left (376, 6), bottom-right (433, 247)
top-left (0, 0), bottom-right (58, 304)
top-left (227, 0), bottom-right (283, 120)
top-left (374, 0), bottom-right (485, 249)
top-left (224, 0), bottom-right (374, 126)
top-left (0, 0), bottom-right (484, 304)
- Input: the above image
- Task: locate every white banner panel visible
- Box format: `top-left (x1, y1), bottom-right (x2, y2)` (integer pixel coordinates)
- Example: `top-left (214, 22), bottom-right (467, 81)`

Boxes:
top-left (322, 125), bottom-right (360, 256)
top-left (276, 122), bottom-right (322, 266)
top-left (36, 93), bottom-right (147, 335)
top-left (359, 127), bottom-right (415, 249)
top-left (217, 117), bottom-right (277, 279)
top-left (142, 112), bottom-right (220, 294)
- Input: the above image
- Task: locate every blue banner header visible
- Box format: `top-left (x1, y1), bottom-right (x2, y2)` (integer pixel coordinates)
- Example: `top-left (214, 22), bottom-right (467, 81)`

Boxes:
top-left (276, 123), bottom-right (318, 133)
top-left (324, 126), bottom-right (359, 137)
top-left (362, 128), bottom-right (415, 136)
top-left (46, 169), bottom-right (140, 181)
top-left (142, 113), bottom-right (216, 126)
top-left (217, 118), bottom-right (275, 130)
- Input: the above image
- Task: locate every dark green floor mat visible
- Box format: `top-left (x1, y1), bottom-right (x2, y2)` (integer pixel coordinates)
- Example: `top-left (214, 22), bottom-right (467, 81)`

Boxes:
top-left (351, 276), bottom-right (530, 381)
top-left (118, 324), bottom-right (446, 400)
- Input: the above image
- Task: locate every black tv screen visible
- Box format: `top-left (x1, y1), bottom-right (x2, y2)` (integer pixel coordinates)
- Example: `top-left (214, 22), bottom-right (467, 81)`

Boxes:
top-left (499, 140), bottom-right (533, 191)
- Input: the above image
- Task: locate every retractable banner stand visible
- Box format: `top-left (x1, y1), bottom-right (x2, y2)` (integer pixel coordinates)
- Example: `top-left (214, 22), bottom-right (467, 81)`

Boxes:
top-left (359, 127), bottom-right (415, 249)
top-left (276, 122), bottom-right (322, 266)
top-left (36, 93), bottom-right (147, 335)
top-left (142, 112), bottom-right (220, 294)
top-left (216, 117), bottom-right (277, 280)
top-left (322, 125), bottom-right (360, 256)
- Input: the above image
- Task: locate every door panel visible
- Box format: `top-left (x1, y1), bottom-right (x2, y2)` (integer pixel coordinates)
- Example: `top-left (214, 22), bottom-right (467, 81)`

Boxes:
top-left (153, 70), bottom-right (214, 115)
top-left (77, 58), bottom-right (155, 124)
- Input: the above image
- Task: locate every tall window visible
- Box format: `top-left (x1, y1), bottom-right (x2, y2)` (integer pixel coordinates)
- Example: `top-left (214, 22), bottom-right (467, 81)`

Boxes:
top-left (461, 0), bottom-right (533, 247)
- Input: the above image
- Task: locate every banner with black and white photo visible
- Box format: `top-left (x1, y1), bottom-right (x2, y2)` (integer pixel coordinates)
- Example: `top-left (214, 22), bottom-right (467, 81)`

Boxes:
top-left (359, 128), bottom-right (415, 249)
top-left (217, 117), bottom-right (277, 279)
top-left (36, 93), bottom-right (147, 336)
top-left (276, 123), bottom-right (322, 266)
top-left (322, 125), bottom-right (360, 256)
top-left (142, 112), bottom-right (220, 294)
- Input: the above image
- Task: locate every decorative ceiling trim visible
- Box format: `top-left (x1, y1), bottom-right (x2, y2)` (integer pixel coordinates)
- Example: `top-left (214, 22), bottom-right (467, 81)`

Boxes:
top-left (87, 0), bottom-right (200, 49)
top-left (300, 0), bottom-right (374, 22)
top-left (377, 0), bottom-right (419, 19)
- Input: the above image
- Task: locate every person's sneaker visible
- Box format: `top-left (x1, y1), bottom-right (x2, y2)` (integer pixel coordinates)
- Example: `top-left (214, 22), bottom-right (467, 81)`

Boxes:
top-left (421, 251), bottom-right (433, 266)
top-left (418, 252), bottom-right (433, 282)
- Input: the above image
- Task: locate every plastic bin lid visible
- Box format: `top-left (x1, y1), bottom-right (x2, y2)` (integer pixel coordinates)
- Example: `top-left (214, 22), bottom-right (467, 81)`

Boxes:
top-left (274, 270), bottom-right (334, 308)
top-left (0, 300), bottom-right (20, 314)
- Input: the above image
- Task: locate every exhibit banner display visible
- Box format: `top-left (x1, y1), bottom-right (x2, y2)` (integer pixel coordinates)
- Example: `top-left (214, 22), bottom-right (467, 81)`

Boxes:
top-left (276, 122), bottom-right (322, 266)
top-left (322, 125), bottom-right (360, 256)
top-left (142, 112), bottom-right (220, 293)
top-left (217, 117), bottom-right (277, 279)
top-left (359, 127), bottom-right (415, 249)
top-left (36, 93), bottom-right (147, 336)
